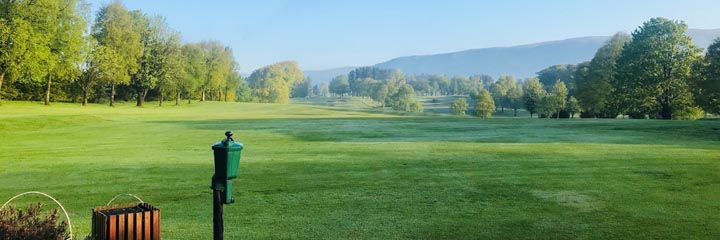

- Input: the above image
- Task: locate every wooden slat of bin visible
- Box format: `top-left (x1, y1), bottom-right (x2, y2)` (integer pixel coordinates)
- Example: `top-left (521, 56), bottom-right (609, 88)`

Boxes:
top-left (135, 212), bottom-right (143, 240)
top-left (108, 214), bottom-right (116, 240)
top-left (144, 210), bottom-right (151, 240)
top-left (100, 213), bottom-right (106, 240)
top-left (152, 209), bottom-right (160, 240)
top-left (127, 211), bottom-right (134, 240)
top-left (119, 212), bottom-right (126, 240)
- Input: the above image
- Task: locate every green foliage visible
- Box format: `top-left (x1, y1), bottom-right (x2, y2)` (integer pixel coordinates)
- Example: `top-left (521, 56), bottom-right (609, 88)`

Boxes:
top-left (537, 64), bottom-right (576, 93)
top-left (247, 61), bottom-right (304, 103)
top-left (672, 106), bottom-right (704, 120)
top-left (614, 17), bottom-right (702, 119)
top-left (198, 40), bottom-right (234, 101)
top-left (490, 76), bottom-right (509, 111)
top-left (449, 76), bottom-right (471, 95)
top-left (92, 0), bottom-right (142, 86)
top-left (179, 43), bottom-right (205, 102)
top-left (329, 75), bottom-right (350, 96)
top-left (522, 77), bottom-right (545, 117)
top-left (92, 0), bottom-right (142, 106)
top-left (536, 94), bottom-right (553, 118)
top-left (506, 79), bottom-right (523, 116)
top-left (386, 82), bottom-right (422, 112)
top-left (567, 96), bottom-right (581, 118)
top-left (549, 80), bottom-right (568, 118)
top-left (0, 203), bottom-right (70, 240)
top-left (450, 98), bottom-right (468, 116)
top-left (695, 38), bottom-right (720, 114)
top-left (475, 89), bottom-right (495, 118)
top-left (576, 33), bottom-right (631, 118)
top-left (292, 78), bottom-right (313, 98)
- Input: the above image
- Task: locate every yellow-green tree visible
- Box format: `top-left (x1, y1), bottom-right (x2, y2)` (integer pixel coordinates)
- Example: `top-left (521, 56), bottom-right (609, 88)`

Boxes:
top-left (451, 98), bottom-right (468, 116)
top-left (475, 89), bottom-right (495, 118)
top-left (247, 61), bottom-right (304, 103)
top-left (92, 0), bottom-right (142, 107)
top-left (199, 40), bottom-right (233, 101)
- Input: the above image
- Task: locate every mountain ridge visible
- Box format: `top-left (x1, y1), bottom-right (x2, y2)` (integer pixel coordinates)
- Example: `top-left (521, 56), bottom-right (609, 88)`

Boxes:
top-left (303, 28), bottom-right (720, 83)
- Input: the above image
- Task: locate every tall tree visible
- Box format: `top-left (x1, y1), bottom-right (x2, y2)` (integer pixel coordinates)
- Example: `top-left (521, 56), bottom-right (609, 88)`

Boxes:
top-left (0, 0), bottom-right (57, 102)
top-left (198, 40), bottom-right (232, 101)
top-left (696, 38), bottom-right (720, 115)
top-left (614, 17), bottom-right (702, 119)
top-left (507, 82), bottom-right (524, 116)
top-left (523, 77), bottom-right (545, 118)
top-left (576, 33), bottom-right (631, 118)
top-left (44, 0), bottom-right (87, 105)
top-left (154, 29), bottom-right (183, 106)
top-left (549, 80), bottom-right (568, 119)
top-left (130, 12), bottom-right (183, 107)
top-left (567, 96), bottom-right (581, 119)
top-left (247, 61), bottom-right (303, 103)
top-left (292, 77), bottom-right (313, 98)
top-left (329, 75), bottom-right (350, 96)
top-left (475, 89), bottom-right (495, 118)
top-left (490, 76), bottom-right (509, 112)
top-left (92, 0), bottom-right (142, 107)
top-left (179, 43), bottom-right (205, 104)
top-left (451, 98), bottom-right (468, 116)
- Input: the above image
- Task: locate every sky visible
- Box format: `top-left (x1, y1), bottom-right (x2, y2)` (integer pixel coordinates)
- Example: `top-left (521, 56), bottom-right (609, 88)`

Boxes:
top-left (86, 0), bottom-right (720, 72)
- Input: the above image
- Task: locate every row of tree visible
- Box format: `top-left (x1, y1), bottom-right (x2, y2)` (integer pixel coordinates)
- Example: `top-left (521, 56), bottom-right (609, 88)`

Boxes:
top-left (554, 18), bottom-right (719, 119)
top-left (328, 67), bottom-right (423, 112)
top-left (452, 17), bottom-right (719, 120)
top-left (0, 0), bottom-right (242, 107)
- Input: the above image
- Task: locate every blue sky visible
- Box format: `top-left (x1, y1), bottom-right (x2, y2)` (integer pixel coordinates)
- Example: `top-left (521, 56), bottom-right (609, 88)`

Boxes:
top-left (87, 0), bottom-right (720, 72)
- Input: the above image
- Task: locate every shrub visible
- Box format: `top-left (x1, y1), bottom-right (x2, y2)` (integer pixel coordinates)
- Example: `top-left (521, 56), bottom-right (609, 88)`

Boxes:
top-left (475, 90), bottom-right (495, 118)
top-left (673, 106), bottom-right (704, 120)
top-left (408, 101), bottom-right (424, 112)
top-left (0, 203), bottom-right (70, 240)
top-left (450, 98), bottom-right (468, 116)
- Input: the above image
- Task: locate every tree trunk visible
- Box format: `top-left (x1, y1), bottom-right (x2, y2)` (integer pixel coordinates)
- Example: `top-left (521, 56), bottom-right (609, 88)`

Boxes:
top-left (110, 84), bottom-right (116, 107)
top-left (137, 88), bottom-right (148, 107)
top-left (176, 92), bottom-right (180, 105)
top-left (159, 93), bottom-right (164, 107)
top-left (82, 89), bottom-right (88, 106)
top-left (0, 73), bottom-right (5, 101)
top-left (201, 88), bottom-right (206, 102)
top-left (513, 108), bottom-right (517, 117)
top-left (45, 73), bottom-right (52, 106)
top-left (659, 102), bottom-right (672, 120)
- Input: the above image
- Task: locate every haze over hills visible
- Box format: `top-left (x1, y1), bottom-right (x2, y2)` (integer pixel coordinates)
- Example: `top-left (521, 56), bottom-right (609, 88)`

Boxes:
top-left (304, 28), bottom-right (720, 84)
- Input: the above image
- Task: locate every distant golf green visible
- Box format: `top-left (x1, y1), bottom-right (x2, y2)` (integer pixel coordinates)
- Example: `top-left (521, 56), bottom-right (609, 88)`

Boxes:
top-left (1, 100), bottom-right (718, 239)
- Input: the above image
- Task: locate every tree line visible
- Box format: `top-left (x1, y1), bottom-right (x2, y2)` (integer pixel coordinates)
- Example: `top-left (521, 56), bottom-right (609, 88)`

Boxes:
top-left (440, 17), bottom-right (720, 120)
top-left (327, 18), bottom-right (720, 118)
top-left (0, 0), bottom-right (246, 107)
top-left (538, 18), bottom-right (719, 120)
top-left (327, 67), bottom-right (423, 112)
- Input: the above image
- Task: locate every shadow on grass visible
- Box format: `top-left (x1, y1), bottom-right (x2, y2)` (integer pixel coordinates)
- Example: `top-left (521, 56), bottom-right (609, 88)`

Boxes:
top-left (151, 117), bottom-right (720, 147)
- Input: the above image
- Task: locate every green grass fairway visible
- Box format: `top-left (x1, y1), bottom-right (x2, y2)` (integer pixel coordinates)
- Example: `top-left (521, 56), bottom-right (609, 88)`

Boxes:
top-left (1, 101), bottom-right (719, 239)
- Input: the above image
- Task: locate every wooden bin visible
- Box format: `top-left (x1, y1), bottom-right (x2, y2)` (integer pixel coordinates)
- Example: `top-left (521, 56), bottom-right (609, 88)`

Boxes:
top-left (91, 202), bottom-right (160, 240)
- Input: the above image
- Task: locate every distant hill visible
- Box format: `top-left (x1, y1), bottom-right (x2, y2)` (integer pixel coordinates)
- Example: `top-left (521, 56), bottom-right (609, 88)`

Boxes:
top-left (375, 29), bottom-right (720, 78)
top-left (303, 28), bottom-right (720, 81)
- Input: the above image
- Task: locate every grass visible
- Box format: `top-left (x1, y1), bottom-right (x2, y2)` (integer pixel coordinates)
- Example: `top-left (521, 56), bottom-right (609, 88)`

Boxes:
top-left (1, 100), bottom-right (719, 239)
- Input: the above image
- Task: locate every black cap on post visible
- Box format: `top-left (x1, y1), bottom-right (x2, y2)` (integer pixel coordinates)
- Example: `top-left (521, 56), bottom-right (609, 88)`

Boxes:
top-left (225, 131), bottom-right (234, 141)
